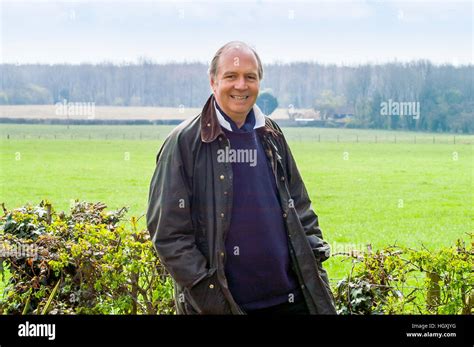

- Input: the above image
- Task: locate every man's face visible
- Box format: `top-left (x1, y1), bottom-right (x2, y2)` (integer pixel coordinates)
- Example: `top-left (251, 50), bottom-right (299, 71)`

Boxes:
top-left (210, 48), bottom-right (260, 120)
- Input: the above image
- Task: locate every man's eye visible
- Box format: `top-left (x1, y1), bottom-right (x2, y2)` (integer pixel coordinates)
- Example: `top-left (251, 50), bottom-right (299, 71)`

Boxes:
top-left (248, 76), bottom-right (256, 80)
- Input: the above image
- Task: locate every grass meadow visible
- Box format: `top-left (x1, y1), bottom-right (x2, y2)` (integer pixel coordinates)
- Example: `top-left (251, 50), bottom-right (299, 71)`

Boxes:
top-left (0, 124), bottom-right (472, 294)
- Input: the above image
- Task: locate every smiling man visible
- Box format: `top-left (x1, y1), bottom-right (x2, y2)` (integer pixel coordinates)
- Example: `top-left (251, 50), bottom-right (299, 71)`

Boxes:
top-left (147, 41), bottom-right (336, 315)
top-left (209, 43), bottom-right (261, 128)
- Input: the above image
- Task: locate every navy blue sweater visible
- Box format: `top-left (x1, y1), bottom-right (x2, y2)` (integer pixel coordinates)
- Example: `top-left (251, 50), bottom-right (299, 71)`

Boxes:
top-left (217, 106), bottom-right (301, 310)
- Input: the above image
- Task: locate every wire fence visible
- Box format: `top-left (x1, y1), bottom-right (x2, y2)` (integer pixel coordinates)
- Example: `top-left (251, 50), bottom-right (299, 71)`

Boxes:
top-left (1, 132), bottom-right (471, 144)
top-left (1, 123), bottom-right (472, 144)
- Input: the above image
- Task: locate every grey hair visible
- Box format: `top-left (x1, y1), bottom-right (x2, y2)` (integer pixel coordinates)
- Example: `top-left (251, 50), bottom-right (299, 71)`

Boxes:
top-left (209, 41), bottom-right (263, 81)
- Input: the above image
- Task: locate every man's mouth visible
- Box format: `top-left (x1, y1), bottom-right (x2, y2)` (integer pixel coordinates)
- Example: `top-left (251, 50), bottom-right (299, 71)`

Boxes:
top-left (230, 95), bottom-right (249, 100)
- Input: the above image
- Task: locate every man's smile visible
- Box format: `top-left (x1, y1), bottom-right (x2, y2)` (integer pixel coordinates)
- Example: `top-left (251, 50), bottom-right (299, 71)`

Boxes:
top-left (230, 95), bottom-right (249, 100)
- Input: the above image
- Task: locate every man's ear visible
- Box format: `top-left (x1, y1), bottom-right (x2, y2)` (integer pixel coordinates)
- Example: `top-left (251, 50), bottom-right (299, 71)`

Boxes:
top-left (210, 76), bottom-right (217, 93)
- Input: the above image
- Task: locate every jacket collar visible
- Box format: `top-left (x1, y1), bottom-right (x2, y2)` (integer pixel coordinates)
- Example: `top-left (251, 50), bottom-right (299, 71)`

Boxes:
top-left (200, 94), bottom-right (268, 143)
top-left (214, 100), bottom-right (266, 132)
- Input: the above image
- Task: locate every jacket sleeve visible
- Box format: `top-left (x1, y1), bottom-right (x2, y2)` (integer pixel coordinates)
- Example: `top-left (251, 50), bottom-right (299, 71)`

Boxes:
top-left (146, 134), bottom-right (209, 289)
top-left (275, 128), bottom-right (331, 262)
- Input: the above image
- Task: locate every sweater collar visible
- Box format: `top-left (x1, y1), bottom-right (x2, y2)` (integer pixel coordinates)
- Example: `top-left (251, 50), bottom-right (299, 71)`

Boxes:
top-left (214, 99), bottom-right (265, 133)
top-left (214, 101), bottom-right (252, 133)
top-left (200, 94), bottom-right (269, 143)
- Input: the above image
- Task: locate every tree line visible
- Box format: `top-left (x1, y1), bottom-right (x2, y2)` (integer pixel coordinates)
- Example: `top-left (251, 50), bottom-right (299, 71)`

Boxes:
top-left (0, 61), bottom-right (472, 133)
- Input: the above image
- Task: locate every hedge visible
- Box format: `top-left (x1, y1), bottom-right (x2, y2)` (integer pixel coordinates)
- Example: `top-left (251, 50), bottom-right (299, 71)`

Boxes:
top-left (0, 201), bottom-right (174, 314)
top-left (0, 201), bottom-right (471, 315)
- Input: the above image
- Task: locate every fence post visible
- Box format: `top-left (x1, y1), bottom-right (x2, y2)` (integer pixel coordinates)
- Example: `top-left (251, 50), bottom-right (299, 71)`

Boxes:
top-left (337, 135), bottom-right (339, 143)
top-left (45, 203), bottom-right (52, 225)
top-left (394, 135), bottom-right (396, 143)
top-left (426, 272), bottom-right (441, 313)
top-left (356, 135), bottom-right (358, 143)
top-left (318, 134), bottom-right (320, 142)
top-left (454, 136), bottom-right (456, 144)
top-left (375, 135), bottom-right (377, 143)
top-left (414, 136), bottom-right (416, 144)
top-left (433, 136), bottom-right (435, 144)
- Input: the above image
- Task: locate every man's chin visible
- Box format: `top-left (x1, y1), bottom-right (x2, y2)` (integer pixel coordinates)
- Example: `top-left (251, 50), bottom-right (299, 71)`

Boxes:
top-left (231, 102), bottom-right (255, 111)
top-left (230, 107), bottom-right (253, 117)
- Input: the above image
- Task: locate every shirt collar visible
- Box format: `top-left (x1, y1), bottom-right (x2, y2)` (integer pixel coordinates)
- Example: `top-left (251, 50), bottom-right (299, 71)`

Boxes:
top-left (214, 100), bottom-right (266, 132)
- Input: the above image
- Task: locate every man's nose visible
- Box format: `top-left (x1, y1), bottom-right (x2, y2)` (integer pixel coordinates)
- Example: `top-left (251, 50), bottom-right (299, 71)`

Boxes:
top-left (234, 77), bottom-right (247, 90)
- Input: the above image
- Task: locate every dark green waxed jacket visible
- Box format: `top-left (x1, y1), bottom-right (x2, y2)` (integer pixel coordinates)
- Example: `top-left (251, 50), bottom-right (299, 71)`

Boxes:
top-left (146, 94), bottom-right (337, 315)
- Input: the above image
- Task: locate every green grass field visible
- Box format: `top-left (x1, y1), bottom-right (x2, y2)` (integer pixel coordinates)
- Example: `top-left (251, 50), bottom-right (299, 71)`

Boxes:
top-left (0, 124), bottom-right (472, 289)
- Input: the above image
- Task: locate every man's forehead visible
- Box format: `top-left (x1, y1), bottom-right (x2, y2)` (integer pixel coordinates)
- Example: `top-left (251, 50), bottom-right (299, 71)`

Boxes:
top-left (221, 47), bottom-right (256, 60)
top-left (218, 48), bottom-right (258, 70)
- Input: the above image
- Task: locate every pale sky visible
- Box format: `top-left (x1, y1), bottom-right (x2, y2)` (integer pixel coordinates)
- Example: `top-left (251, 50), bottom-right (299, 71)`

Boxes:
top-left (1, 0), bottom-right (472, 65)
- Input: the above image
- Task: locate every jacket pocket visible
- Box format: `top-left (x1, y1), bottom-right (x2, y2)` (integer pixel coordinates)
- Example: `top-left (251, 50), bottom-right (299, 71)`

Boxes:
top-left (183, 299), bottom-right (199, 315)
top-left (187, 269), bottom-right (231, 315)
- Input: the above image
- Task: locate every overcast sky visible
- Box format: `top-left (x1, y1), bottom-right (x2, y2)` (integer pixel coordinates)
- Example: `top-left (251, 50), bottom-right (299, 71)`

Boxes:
top-left (1, 0), bottom-right (472, 65)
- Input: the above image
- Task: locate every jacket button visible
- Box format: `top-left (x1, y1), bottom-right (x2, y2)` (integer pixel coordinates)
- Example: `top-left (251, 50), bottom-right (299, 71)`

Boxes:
top-left (224, 191), bottom-right (228, 195)
top-left (209, 284), bottom-right (214, 289)
top-left (281, 176), bottom-right (285, 181)
top-left (219, 137), bottom-right (222, 141)
top-left (220, 175), bottom-right (225, 180)
top-left (220, 252), bottom-right (225, 257)
top-left (283, 213), bottom-right (287, 218)
top-left (220, 213), bottom-right (225, 218)
top-left (207, 123), bottom-right (211, 127)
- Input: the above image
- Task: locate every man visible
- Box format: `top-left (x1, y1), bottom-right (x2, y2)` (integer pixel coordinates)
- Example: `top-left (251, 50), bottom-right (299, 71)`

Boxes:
top-left (146, 41), bottom-right (336, 315)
